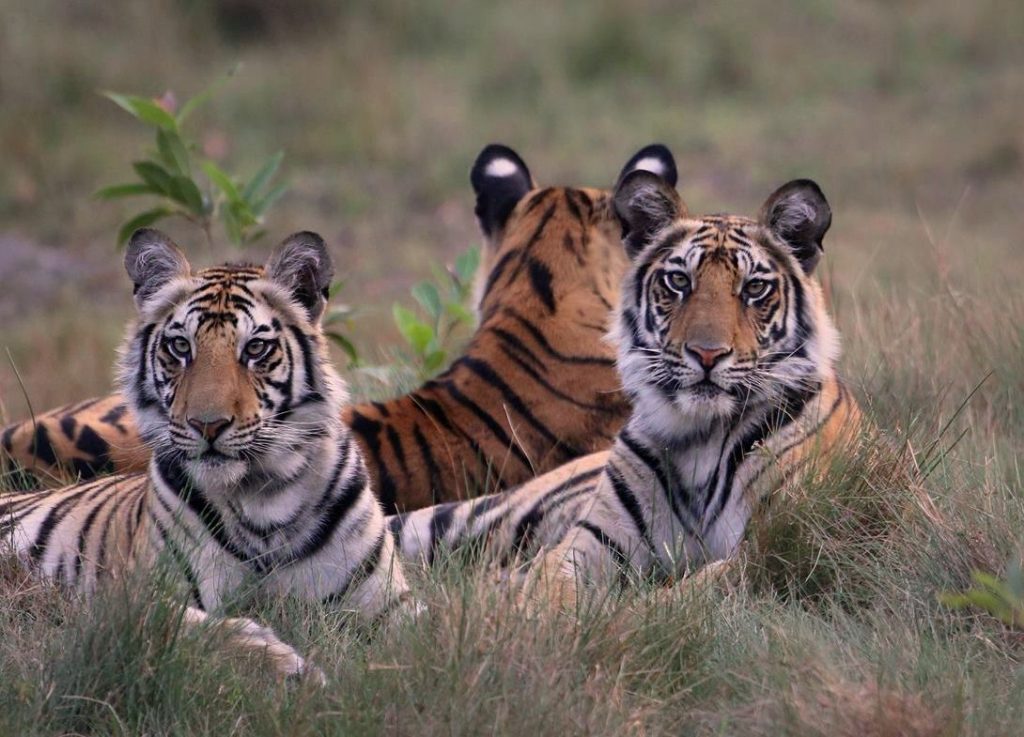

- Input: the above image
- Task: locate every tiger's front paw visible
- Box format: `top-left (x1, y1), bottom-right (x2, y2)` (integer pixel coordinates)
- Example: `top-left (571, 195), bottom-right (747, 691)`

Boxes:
top-left (186, 608), bottom-right (327, 686)
top-left (519, 552), bottom-right (581, 617)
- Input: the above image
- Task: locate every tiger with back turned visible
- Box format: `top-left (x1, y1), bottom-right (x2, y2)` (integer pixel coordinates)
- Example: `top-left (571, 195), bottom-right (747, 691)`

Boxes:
top-left (389, 170), bottom-right (861, 603)
top-left (1, 230), bottom-right (413, 679)
top-left (2, 144), bottom-right (678, 512)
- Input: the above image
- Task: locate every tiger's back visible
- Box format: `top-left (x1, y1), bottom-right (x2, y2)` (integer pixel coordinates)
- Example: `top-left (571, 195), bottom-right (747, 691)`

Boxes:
top-left (1, 395), bottom-right (145, 486)
top-left (345, 182), bottom-right (632, 511)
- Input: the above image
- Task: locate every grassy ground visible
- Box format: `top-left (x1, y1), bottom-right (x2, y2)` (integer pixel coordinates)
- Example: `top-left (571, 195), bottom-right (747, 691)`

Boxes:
top-left (1, 1), bottom-right (1023, 734)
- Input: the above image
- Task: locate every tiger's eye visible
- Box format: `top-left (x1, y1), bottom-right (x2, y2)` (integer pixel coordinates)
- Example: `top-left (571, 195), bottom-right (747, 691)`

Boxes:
top-left (169, 337), bottom-right (191, 357)
top-left (743, 279), bottom-right (770, 299)
top-left (245, 339), bottom-right (268, 359)
top-left (663, 271), bottom-right (691, 294)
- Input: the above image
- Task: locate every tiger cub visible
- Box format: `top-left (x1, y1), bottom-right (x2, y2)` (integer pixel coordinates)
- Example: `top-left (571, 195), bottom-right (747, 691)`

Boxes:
top-left (1, 144), bottom-right (677, 512)
top-left (388, 171), bottom-right (861, 602)
top-left (1, 230), bottom-right (412, 679)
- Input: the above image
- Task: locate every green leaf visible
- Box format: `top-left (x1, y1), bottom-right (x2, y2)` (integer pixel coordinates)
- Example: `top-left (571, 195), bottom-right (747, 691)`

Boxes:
top-left (445, 301), bottom-right (475, 325)
top-left (406, 323), bottom-right (434, 355)
top-left (429, 263), bottom-right (451, 290)
top-left (251, 182), bottom-right (288, 217)
top-left (95, 183), bottom-right (160, 200)
top-left (157, 128), bottom-right (191, 175)
top-left (229, 199), bottom-right (259, 228)
top-left (242, 228), bottom-right (267, 245)
top-left (116, 207), bottom-right (173, 246)
top-left (170, 176), bottom-right (205, 215)
top-left (326, 331), bottom-right (360, 366)
top-left (132, 161), bottom-right (175, 196)
top-left (177, 62), bottom-right (241, 125)
top-left (103, 92), bottom-right (178, 130)
top-left (328, 279), bottom-right (348, 299)
top-left (201, 160), bottom-right (242, 203)
top-left (423, 349), bottom-right (447, 374)
top-left (323, 306), bottom-right (355, 325)
top-left (393, 304), bottom-right (434, 354)
top-left (455, 246), bottom-right (480, 285)
top-left (937, 592), bottom-right (972, 610)
top-left (222, 202), bottom-right (243, 245)
top-left (392, 304), bottom-right (417, 335)
top-left (411, 282), bottom-right (443, 320)
top-left (243, 151), bottom-right (284, 203)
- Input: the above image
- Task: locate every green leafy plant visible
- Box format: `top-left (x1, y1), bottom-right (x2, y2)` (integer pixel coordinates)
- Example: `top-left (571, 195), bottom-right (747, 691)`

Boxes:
top-left (940, 555), bottom-right (1024, 627)
top-left (97, 69), bottom-right (287, 248)
top-left (323, 280), bottom-right (361, 368)
top-left (391, 246), bottom-right (479, 379)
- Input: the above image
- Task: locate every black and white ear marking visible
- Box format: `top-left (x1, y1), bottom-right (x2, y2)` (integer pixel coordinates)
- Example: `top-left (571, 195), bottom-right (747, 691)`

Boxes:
top-left (470, 143), bottom-right (535, 239)
top-left (266, 231), bottom-right (335, 321)
top-left (616, 143), bottom-right (678, 188)
top-left (758, 179), bottom-right (832, 274)
top-left (124, 228), bottom-right (191, 309)
top-left (613, 170), bottom-right (684, 259)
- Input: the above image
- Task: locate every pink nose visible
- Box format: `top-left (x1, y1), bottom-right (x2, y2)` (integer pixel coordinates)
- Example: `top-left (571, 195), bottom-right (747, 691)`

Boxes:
top-left (685, 343), bottom-right (732, 370)
top-left (187, 416), bottom-right (233, 441)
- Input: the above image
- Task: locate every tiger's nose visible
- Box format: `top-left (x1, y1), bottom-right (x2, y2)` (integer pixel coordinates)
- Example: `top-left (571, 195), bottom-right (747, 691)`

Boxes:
top-left (187, 415), bottom-right (234, 441)
top-left (685, 343), bottom-right (733, 370)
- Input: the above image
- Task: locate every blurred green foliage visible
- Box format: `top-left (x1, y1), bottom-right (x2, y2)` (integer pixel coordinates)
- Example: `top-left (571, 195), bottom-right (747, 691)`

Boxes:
top-left (941, 557), bottom-right (1024, 628)
top-left (99, 70), bottom-right (286, 247)
top-left (391, 245), bottom-right (478, 380)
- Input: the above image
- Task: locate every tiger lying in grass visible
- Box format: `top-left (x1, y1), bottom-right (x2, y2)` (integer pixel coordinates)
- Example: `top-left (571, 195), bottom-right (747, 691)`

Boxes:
top-left (1, 144), bottom-right (676, 512)
top-left (388, 170), bottom-right (861, 604)
top-left (0, 230), bottom-right (414, 680)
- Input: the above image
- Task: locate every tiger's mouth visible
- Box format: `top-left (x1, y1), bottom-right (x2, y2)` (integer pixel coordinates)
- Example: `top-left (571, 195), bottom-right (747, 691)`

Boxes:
top-left (197, 448), bottom-right (235, 464)
top-left (689, 378), bottom-right (729, 397)
top-left (655, 374), bottom-right (731, 397)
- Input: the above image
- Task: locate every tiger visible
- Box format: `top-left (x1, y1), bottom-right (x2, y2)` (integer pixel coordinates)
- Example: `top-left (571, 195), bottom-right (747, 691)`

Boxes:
top-left (1, 143), bottom-right (678, 512)
top-left (0, 229), bottom-right (413, 680)
top-left (386, 170), bottom-right (862, 606)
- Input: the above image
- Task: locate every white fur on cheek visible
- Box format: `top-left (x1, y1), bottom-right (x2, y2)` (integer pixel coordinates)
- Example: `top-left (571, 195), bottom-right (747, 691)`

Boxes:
top-left (484, 158), bottom-right (519, 178)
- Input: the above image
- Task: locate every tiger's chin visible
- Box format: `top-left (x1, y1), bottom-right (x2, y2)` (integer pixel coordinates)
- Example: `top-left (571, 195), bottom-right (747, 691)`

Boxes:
top-left (672, 386), bottom-right (738, 423)
top-left (630, 385), bottom-right (738, 442)
top-left (184, 454), bottom-right (248, 489)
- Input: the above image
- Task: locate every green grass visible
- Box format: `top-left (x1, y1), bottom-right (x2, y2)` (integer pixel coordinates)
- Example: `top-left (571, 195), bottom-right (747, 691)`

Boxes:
top-left (2, 1), bottom-right (1024, 734)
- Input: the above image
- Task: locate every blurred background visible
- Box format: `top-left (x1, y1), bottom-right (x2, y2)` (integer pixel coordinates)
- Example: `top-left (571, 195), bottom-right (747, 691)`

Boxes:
top-left (0, 0), bottom-right (1021, 422)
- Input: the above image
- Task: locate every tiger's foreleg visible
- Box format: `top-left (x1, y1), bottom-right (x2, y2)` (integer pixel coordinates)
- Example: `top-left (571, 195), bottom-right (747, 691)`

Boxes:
top-left (182, 606), bottom-right (326, 685)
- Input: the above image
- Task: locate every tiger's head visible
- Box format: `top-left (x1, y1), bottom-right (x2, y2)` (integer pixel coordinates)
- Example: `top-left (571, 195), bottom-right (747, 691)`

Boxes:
top-left (612, 171), bottom-right (840, 440)
top-left (117, 229), bottom-right (344, 488)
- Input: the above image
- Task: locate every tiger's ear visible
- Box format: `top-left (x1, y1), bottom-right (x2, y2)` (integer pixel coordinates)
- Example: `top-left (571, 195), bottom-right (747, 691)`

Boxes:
top-left (616, 143), bottom-right (678, 188)
top-left (124, 228), bottom-right (191, 309)
top-left (266, 231), bottom-right (335, 322)
top-left (613, 170), bottom-right (684, 259)
top-left (758, 179), bottom-right (832, 275)
top-left (471, 143), bottom-right (535, 240)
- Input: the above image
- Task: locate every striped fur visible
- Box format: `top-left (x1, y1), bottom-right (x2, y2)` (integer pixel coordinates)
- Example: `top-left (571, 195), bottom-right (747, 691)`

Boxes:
top-left (388, 176), bottom-right (861, 599)
top-left (1, 230), bottom-right (412, 679)
top-left (2, 144), bottom-right (677, 512)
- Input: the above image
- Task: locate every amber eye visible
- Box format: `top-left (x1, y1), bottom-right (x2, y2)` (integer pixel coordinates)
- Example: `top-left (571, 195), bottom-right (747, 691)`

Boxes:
top-left (743, 279), bottom-right (771, 299)
top-left (244, 338), bottom-right (270, 360)
top-left (167, 336), bottom-right (191, 358)
top-left (662, 271), bottom-right (691, 295)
